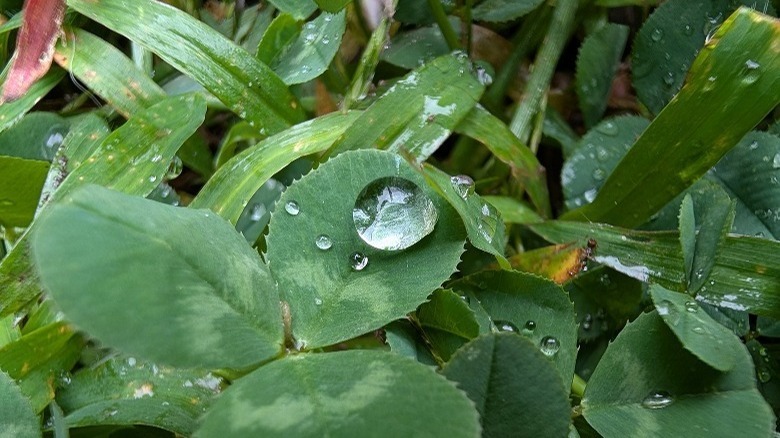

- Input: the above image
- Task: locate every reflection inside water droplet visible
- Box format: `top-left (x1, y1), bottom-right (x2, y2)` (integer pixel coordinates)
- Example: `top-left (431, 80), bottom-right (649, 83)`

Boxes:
top-left (642, 391), bottom-right (674, 409)
top-left (523, 320), bottom-right (536, 335)
top-left (353, 177), bottom-right (438, 251)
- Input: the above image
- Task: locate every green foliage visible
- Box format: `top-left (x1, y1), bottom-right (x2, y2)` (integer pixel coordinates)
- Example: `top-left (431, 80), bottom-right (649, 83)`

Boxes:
top-left (1, 1), bottom-right (779, 436)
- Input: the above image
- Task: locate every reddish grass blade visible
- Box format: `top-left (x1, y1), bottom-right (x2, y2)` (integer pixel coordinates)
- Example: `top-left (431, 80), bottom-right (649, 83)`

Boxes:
top-left (0, 0), bottom-right (66, 103)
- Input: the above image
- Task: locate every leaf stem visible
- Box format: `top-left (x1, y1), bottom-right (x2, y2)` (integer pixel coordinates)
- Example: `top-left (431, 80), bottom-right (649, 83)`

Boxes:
top-left (509, 0), bottom-right (577, 143)
top-left (483, 5), bottom-right (551, 114)
top-left (571, 373), bottom-right (587, 398)
top-left (427, 0), bottom-right (461, 50)
top-left (342, 17), bottom-right (389, 110)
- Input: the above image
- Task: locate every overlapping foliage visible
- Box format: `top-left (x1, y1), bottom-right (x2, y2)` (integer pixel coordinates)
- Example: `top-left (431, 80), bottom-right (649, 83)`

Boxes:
top-left (0, 0), bottom-right (779, 436)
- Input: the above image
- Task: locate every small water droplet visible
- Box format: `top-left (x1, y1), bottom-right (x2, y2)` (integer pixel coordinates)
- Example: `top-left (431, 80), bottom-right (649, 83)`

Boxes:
top-left (592, 168), bottom-right (606, 181)
top-left (692, 326), bottom-right (706, 334)
top-left (350, 252), bottom-right (369, 271)
top-left (582, 314), bottom-right (593, 331)
top-left (250, 204), bottom-right (266, 221)
top-left (353, 177), bottom-right (438, 251)
top-left (683, 24), bottom-right (693, 35)
top-left (450, 175), bottom-right (475, 199)
top-left (539, 336), bottom-right (560, 357)
top-left (663, 72), bottom-right (675, 86)
top-left (584, 189), bottom-right (597, 203)
top-left (149, 175), bottom-right (157, 183)
top-left (304, 33), bottom-right (316, 43)
top-left (749, 140), bottom-right (759, 150)
top-left (476, 66), bottom-right (493, 86)
top-left (597, 121), bottom-right (618, 136)
top-left (651, 28), bottom-right (663, 42)
top-left (596, 146), bottom-right (610, 161)
top-left (745, 59), bottom-right (760, 70)
top-left (314, 297), bottom-right (323, 306)
top-left (685, 301), bottom-right (698, 313)
top-left (523, 320), bottom-right (536, 334)
top-left (166, 156), bottom-right (183, 180)
top-left (772, 154), bottom-right (780, 169)
top-left (642, 391), bottom-right (674, 409)
top-left (285, 201), bottom-right (300, 216)
top-left (758, 370), bottom-right (772, 383)
top-left (321, 37), bottom-right (330, 45)
top-left (150, 154), bottom-right (163, 163)
top-left (315, 234), bottom-right (332, 250)
top-left (495, 320), bottom-right (518, 333)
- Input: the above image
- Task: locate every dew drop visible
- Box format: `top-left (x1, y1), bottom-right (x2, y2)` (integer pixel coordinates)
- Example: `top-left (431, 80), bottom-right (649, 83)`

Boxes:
top-left (150, 154), bottom-right (163, 163)
top-left (651, 28), bottom-right (663, 42)
top-left (692, 326), bottom-right (706, 334)
top-left (685, 301), bottom-right (698, 313)
top-left (315, 234), bottom-right (332, 250)
top-left (476, 66), bottom-right (493, 86)
top-left (758, 370), bottom-right (772, 383)
top-left (592, 168), bottom-right (606, 181)
top-left (149, 175), bottom-right (158, 183)
top-left (663, 72), bottom-right (675, 86)
top-left (582, 314), bottom-right (593, 331)
top-left (314, 297), bottom-right (323, 306)
top-left (450, 174), bottom-right (475, 199)
top-left (749, 140), bottom-right (759, 150)
top-left (495, 320), bottom-right (518, 333)
top-left (353, 177), bottom-right (438, 251)
top-left (642, 391), bottom-right (674, 409)
top-left (596, 121), bottom-right (618, 136)
top-left (745, 59), bottom-right (760, 70)
top-left (249, 204), bottom-right (266, 221)
top-left (285, 201), bottom-right (300, 216)
top-left (321, 37), bottom-right (330, 45)
top-left (772, 153), bottom-right (780, 169)
top-left (683, 24), bottom-right (693, 35)
top-left (539, 336), bottom-right (560, 357)
top-left (584, 188), bottom-right (597, 203)
top-left (166, 156), bottom-right (183, 180)
top-left (350, 252), bottom-right (369, 271)
top-left (523, 320), bottom-right (537, 333)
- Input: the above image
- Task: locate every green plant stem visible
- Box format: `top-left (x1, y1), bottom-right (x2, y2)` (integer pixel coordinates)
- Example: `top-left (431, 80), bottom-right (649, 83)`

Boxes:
top-left (482, 5), bottom-right (551, 114)
top-left (462, 0), bottom-right (473, 51)
top-left (131, 41), bottom-right (153, 77)
top-left (571, 373), bottom-right (587, 398)
top-left (509, 0), bottom-right (577, 143)
top-left (427, 0), bottom-right (461, 50)
top-left (342, 17), bottom-right (389, 110)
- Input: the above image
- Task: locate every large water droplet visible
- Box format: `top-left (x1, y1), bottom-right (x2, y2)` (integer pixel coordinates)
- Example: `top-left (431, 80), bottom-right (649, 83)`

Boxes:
top-left (450, 175), bottom-right (475, 199)
top-left (353, 177), bottom-right (438, 251)
top-left (285, 201), bottom-right (300, 216)
top-left (495, 320), bottom-right (518, 333)
top-left (539, 336), bottom-right (560, 357)
top-left (315, 234), bottom-right (332, 250)
top-left (350, 252), bottom-right (369, 271)
top-left (165, 156), bottom-right (183, 180)
top-left (642, 391), bottom-right (674, 409)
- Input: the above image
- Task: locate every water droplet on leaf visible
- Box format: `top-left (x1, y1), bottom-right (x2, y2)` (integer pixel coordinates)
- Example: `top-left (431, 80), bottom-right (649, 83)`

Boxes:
top-left (651, 28), bottom-right (663, 42)
top-left (315, 234), bottom-right (332, 250)
top-left (642, 391), bottom-right (674, 409)
top-left (539, 336), bottom-right (560, 357)
top-left (772, 153), bottom-right (780, 169)
top-left (523, 320), bottom-right (536, 334)
top-left (350, 252), bottom-right (369, 271)
top-left (495, 320), bottom-right (518, 333)
top-left (166, 156), bottom-right (183, 180)
top-left (353, 177), bottom-right (438, 251)
top-left (285, 201), bottom-right (300, 216)
top-left (450, 174), bottom-right (475, 199)
top-left (596, 121), bottom-right (618, 136)
top-left (249, 204), bottom-right (265, 221)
